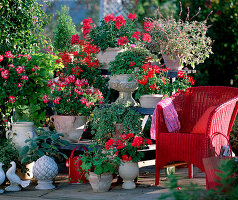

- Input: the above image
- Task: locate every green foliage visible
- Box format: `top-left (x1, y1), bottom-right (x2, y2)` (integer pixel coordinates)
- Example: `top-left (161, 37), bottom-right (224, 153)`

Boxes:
top-left (0, 0), bottom-right (47, 55)
top-left (147, 4), bottom-right (213, 68)
top-left (53, 6), bottom-right (77, 52)
top-left (0, 138), bottom-right (21, 172)
top-left (80, 145), bottom-right (120, 175)
top-left (179, 0), bottom-right (238, 86)
top-left (230, 115), bottom-right (238, 155)
top-left (109, 46), bottom-right (152, 75)
top-left (20, 128), bottom-right (70, 164)
top-left (91, 103), bottom-right (142, 145)
top-left (17, 53), bottom-right (63, 126)
top-left (158, 158), bottom-right (238, 200)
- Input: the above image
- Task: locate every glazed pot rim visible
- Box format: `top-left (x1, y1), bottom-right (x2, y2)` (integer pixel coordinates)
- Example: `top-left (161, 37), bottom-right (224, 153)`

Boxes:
top-left (140, 94), bottom-right (163, 98)
top-left (11, 121), bottom-right (34, 126)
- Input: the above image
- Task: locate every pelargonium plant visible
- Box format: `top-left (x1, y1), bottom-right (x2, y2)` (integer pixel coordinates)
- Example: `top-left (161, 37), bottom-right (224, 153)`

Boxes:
top-left (145, 4), bottom-right (213, 68)
top-left (104, 133), bottom-right (152, 163)
top-left (44, 76), bottom-right (103, 116)
top-left (83, 13), bottom-right (152, 51)
top-left (135, 63), bottom-right (194, 99)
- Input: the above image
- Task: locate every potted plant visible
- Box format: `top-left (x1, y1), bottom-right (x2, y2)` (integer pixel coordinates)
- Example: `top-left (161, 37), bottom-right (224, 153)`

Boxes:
top-left (83, 13), bottom-right (150, 69)
top-left (91, 103), bottom-right (142, 145)
top-left (108, 44), bottom-right (154, 105)
top-left (104, 133), bottom-right (152, 189)
top-left (80, 145), bottom-right (120, 192)
top-left (20, 129), bottom-right (70, 190)
top-left (135, 63), bottom-right (195, 108)
top-left (146, 4), bottom-right (213, 70)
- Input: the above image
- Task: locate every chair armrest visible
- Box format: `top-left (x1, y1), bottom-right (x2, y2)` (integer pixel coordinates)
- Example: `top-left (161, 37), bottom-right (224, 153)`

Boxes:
top-left (208, 97), bottom-right (238, 137)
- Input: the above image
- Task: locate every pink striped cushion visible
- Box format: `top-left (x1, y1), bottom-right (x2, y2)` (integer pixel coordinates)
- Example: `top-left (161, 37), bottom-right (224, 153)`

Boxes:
top-left (151, 98), bottom-right (181, 139)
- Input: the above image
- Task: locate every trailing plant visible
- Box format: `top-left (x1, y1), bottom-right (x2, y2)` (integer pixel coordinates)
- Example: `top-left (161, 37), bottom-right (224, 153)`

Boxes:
top-left (0, 51), bottom-right (63, 128)
top-left (80, 144), bottom-right (120, 175)
top-left (20, 128), bottom-right (70, 164)
top-left (91, 103), bottom-right (142, 145)
top-left (146, 3), bottom-right (213, 68)
top-left (0, 0), bottom-right (47, 55)
top-left (53, 5), bottom-right (77, 52)
top-left (105, 133), bottom-right (152, 163)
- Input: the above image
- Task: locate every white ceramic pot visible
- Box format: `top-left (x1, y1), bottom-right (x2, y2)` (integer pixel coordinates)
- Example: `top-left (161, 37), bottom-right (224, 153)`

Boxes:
top-left (162, 53), bottom-right (182, 71)
top-left (88, 172), bottom-right (113, 192)
top-left (139, 94), bottom-right (163, 108)
top-left (33, 156), bottom-right (58, 190)
top-left (96, 47), bottom-right (124, 69)
top-left (119, 161), bottom-right (139, 189)
top-left (50, 115), bottom-right (87, 142)
top-left (109, 74), bottom-right (138, 106)
top-left (6, 122), bottom-right (37, 151)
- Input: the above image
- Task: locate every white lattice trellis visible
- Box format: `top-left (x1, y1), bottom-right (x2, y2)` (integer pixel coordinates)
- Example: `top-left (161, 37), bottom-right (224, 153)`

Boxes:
top-left (100, 0), bottom-right (129, 20)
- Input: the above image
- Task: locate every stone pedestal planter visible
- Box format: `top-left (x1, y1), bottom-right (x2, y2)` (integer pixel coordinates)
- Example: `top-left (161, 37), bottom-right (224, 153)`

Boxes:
top-left (88, 172), bottom-right (113, 192)
top-left (109, 74), bottom-right (138, 106)
top-left (50, 115), bottom-right (87, 142)
top-left (119, 161), bottom-right (139, 189)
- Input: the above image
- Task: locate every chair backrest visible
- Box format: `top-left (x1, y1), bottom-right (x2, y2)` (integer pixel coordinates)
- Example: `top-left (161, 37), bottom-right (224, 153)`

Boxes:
top-left (171, 86), bottom-right (238, 133)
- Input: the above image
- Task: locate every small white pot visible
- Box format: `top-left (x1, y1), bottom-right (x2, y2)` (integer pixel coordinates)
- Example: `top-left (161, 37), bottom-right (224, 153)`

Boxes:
top-left (88, 172), bottom-right (113, 192)
top-left (119, 161), bottom-right (139, 189)
top-left (139, 94), bottom-right (163, 108)
top-left (33, 156), bottom-right (58, 190)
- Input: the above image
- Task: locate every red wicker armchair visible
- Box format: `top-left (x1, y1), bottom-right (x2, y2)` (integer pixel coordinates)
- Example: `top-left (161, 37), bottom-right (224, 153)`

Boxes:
top-left (155, 86), bottom-right (238, 185)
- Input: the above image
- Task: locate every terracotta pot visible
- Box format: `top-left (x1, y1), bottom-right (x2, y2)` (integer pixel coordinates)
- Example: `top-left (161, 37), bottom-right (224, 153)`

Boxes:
top-left (139, 94), bottom-right (163, 108)
top-left (50, 115), bottom-right (87, 142)
top-left (88, 172), bottom-right (113, 192)
top-left (113, 123), bottom-right (123, 140)
top-left (119, 161), bottom-right (139, 189)
top-left (109, 74), bottom-right (138, 106)
top-left (96, 47), bottom-right (124, 69)
top-left (162, 53), bottom-right (182, 71)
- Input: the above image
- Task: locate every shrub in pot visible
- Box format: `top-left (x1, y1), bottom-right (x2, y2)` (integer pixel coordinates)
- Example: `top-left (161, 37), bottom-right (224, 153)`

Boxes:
top-left (146, 4), bottom-right (213, 69)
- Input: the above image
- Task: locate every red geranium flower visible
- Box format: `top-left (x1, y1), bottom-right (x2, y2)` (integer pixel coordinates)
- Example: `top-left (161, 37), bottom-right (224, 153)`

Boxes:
top-left (104, 13), bottom-right (115, 23)
top-left (71, 34), bottom-right (80, 46)
top-left (128, 13), bottom-right (136, 20)
top-left (117, 36), bottom-right (129, 46)
top-left (150, 83), bottom-right (157, 90)
top-left (142, 33), bottom-right (151, 43)
top-left (122, 154), bottom-right (131, 162)
top-left (8, 96), bottom-right (16, 104)
top-left (0, 55), bottom-right (3, 62)
top-left (132, 31), bottom-right (141, 40)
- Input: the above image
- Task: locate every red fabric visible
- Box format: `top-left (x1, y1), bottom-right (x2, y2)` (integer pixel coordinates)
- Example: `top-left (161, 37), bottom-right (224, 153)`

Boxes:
top-left (155, 86), bottom-right (238, 186)
top-left (191, 106), bottom-right (216, 134)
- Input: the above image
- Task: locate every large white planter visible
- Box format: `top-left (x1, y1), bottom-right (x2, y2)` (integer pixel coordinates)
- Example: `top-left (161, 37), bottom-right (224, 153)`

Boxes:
top-left (139, 94), bottom-right (163, 108)
top-left (119, 161), bottom-right (139, 189)
top-left (109, 74), bottom-right (138, 106)
top-left (6, 122), bottom-right (37, 151)
top-left (162, 53), bottom-right (182, 71)
top-left (88, 172), bottom-right (113, 192)
top-left (33, 156), bottom-right (58, 190)
top-left (96, 47), bottom-right (124, 69)
top-left (50, 115), bottom-right (87, 142)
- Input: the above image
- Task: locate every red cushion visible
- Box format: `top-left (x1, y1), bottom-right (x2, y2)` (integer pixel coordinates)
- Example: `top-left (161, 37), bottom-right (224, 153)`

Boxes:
top-left (191, 106), bottom-right (216, 134)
